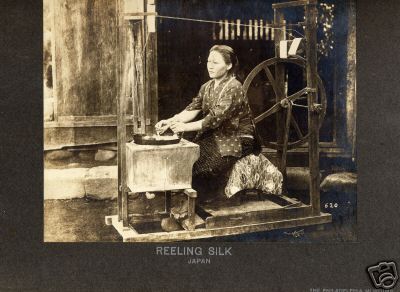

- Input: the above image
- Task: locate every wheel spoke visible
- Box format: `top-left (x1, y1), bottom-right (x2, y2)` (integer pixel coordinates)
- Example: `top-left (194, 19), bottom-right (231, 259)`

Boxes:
top-left (290, 115), bottom-right (304, 139)
top-left (263, 66), bottom-right (284, 98)
top-left (287, 87), bottom-right (308, 102)
top-left (254, 102), bottom-right (281, 123)
top-left (292, 103), bottom-right (308, 109)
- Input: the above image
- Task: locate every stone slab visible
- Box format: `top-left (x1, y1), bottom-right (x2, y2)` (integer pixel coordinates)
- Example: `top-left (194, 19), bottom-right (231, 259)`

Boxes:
top-left (84, 166), bottom-right (118, 200)
top-left (321, 172), bottom-right (357, 193)
top-left (95, 150), bottom-right (116, 161)
top-left (44, 168), bottom-right (88, 199)
top-left (46, 150), bottom-right (74, 161)
top-left (78, 151), bottom-right (95, 161)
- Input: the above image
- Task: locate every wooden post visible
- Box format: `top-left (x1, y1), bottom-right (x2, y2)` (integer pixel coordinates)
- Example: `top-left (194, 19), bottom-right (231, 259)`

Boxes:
top-left (274, 9), bottom-right (288, 194)
top-left (127, 0), bottom-right (158, 135)
top-left (281, 102), bottom-right (292, 172)
top-left (116, 0), bottom-right (123, 221)
top-left (129, 22), bottom-right (139, 134)
top-left (144, 0), bottom-right (158, 134)
top-left (165, 191), bottom-right (171, 213)
top-left (117, 0), bottom-right (129, 226)
top-left (50, 0), bottom-right (58, 120)
top-left (304, 1), bottom-right (321, 215)
top-left (346, 0), bottom-right (356, 160)
top-left (184, 189), bottom-right (197, 231)
top-left (131, 20), bottom-right (146, 134)
top-left (117, 0), bottom-right (158, 226)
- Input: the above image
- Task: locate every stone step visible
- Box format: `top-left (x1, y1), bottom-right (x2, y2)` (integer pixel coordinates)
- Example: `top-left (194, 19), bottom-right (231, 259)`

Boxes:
top-left (44, 168), bottom-right (88, 199)
top-left (44, 166), bottom-right (118, 200)
top-left (84, 166), bottom-right (118, 200)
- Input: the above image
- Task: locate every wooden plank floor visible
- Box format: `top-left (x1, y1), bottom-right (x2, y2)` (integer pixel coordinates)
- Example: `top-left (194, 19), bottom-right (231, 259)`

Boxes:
top-left (197, 195), bottom-right (311, 229)
top-left (200, 198), bottom-right (284, 217)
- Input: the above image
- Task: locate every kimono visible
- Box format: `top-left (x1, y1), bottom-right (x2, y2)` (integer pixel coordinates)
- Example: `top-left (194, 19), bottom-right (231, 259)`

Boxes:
top-left (186, 75), bottom-right (254, 155)
top-left (185, 75), bottom-right (255, 197)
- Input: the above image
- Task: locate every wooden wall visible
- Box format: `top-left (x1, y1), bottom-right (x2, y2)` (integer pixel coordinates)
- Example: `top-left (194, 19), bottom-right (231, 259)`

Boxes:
top-left (45, 0), bottom-right (155, 149)
top-left (53, 0), bottom-right (118, 117)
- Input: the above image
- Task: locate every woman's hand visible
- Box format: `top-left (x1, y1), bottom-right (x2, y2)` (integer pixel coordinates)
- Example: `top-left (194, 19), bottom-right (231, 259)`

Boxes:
top-left (155, 119), bottom-right (171, 135)
top-left (169, 121), bottom-right (186, 134)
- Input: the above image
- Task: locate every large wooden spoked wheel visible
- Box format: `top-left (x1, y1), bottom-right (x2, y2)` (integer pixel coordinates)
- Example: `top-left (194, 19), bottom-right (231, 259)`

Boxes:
top-left (243, 56), bottom-right (327, 151)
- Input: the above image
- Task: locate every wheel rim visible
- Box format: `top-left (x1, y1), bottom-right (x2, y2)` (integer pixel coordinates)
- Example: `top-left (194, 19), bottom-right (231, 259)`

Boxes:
top-left (243, 56), bottom-right (327, 150)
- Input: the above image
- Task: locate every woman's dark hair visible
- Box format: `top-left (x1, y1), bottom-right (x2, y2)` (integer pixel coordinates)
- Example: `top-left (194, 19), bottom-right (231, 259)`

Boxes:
top-left (209, 45), bottom-right (239, 76)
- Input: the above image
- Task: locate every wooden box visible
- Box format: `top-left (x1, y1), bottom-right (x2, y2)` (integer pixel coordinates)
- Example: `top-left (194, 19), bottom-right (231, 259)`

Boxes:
top-left (126, 139), bottom-right (199, 192)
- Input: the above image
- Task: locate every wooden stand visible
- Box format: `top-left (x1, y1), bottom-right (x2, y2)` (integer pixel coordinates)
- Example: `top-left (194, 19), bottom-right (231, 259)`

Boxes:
top-left (106, 213), bottom-right (331, 242)
top-left (106, 190), bottom-right (331, 242)
top-left (107, 0), bottom-right (332, 242)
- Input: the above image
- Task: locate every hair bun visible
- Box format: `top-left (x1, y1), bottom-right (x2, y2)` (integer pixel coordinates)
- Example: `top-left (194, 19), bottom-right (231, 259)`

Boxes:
top-left (209, 45), bottom-right (239, 75)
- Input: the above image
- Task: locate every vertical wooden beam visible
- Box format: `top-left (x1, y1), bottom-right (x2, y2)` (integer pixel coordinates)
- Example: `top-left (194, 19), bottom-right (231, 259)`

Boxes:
top-left (274, 9), bottom-right (287, 194)
top-left (346, 0), bottom-right (356, 160)
top-left (132, 20), bottom-right (146, 134)
top-left (305, 3), bottom-right (321, 215)
top-left (145, 0), bottom-right (158, 134)
top-left (50, 0), bottom-right (58, 121)
top-left (164, 191), bottom-right (171, 213)
top-left (130, 0), bottom-right (158, 135)
top-left (116, 0), bottom-right (122, 221)
top-left (142, 0), bottom-right (149, 133)
top-left (116, 0), bottom-right (129, 225)
top-left (129, 22), bottom-right (139, 134)
top-left (187, 196), bottom-right (196, 231)
top-left (281, 102), bottom-right (292, 176)
top-left (127, 0), bottom-right (158, 135)
top-left (184, 189), bottom-right (197, 231)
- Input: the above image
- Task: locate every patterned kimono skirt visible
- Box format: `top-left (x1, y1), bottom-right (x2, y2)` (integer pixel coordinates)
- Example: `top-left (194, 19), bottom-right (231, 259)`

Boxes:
top-left (191, 131), bottom-right (254, 200)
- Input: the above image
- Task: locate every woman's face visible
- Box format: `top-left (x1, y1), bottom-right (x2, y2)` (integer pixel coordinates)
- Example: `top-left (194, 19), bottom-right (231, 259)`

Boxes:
top-left (207, 51), bottom-right (232, 80)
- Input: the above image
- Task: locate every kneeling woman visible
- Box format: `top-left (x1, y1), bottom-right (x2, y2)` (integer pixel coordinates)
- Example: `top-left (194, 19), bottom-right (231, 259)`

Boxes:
top-left (156, 45), bottom-right (255, 200)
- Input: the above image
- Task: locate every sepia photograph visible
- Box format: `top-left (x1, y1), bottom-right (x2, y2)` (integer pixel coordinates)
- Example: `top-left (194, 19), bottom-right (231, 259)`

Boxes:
top-left (43, 0), bottom-right (357, 243)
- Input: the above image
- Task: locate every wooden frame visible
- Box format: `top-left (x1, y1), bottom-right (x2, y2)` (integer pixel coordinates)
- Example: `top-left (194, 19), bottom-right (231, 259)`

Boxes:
top-left (108, 0), bottom-right (332, 242)
top-left (105, 212), bottom-right (331, 242)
